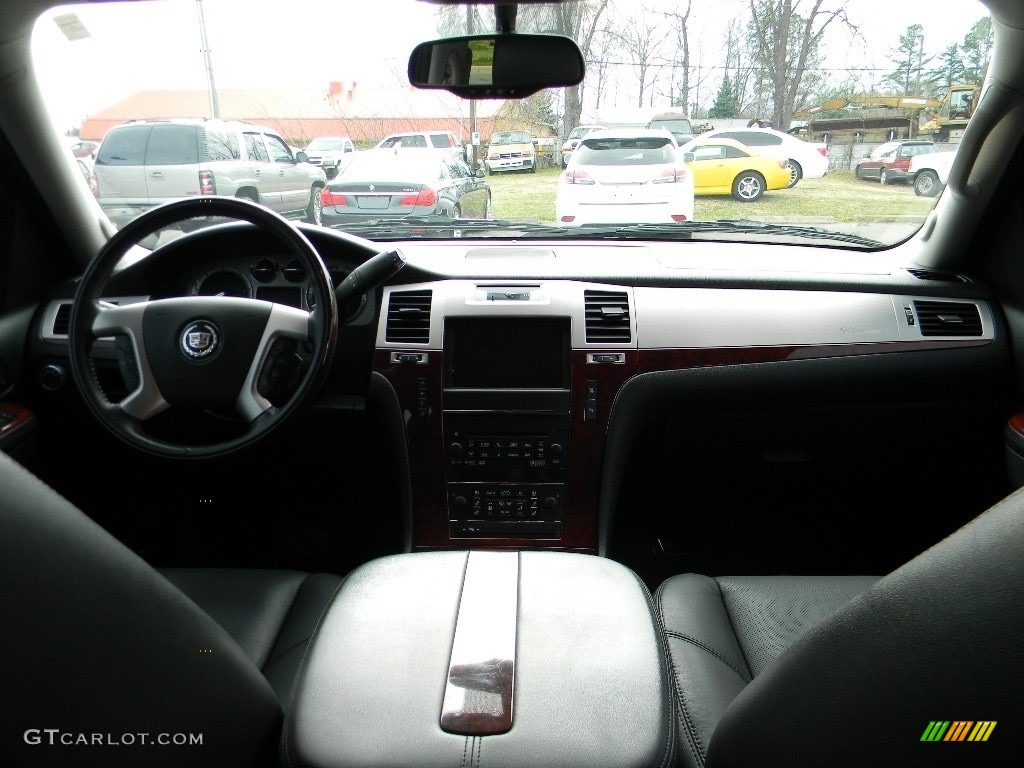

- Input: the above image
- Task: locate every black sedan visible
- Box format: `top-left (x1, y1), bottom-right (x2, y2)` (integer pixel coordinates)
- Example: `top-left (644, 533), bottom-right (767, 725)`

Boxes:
top-left (321, 148), bottom-right (492, 226)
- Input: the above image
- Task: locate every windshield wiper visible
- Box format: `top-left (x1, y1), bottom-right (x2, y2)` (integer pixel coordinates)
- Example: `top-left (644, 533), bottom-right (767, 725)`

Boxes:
top-left (600, 220), bottom-right (886, 248)
top-left (328, 217), bottom-right (886, 248)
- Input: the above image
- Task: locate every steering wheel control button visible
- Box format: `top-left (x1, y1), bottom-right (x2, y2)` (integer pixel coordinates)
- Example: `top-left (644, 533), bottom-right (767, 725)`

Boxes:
top-left (180, 320), bottom-right (220, 360)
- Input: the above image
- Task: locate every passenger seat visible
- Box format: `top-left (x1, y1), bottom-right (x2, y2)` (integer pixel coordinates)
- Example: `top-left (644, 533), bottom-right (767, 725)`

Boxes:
top-left (655, 489), bottom-right (1024, 766)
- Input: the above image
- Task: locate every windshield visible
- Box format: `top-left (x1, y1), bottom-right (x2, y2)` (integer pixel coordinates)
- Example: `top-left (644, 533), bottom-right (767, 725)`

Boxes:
top-left (490, 131), bottom-right (532, 145)
top-left (32, 0), bottom-right (990, 249)
top-left (306, 138), bottom-right (347, 151)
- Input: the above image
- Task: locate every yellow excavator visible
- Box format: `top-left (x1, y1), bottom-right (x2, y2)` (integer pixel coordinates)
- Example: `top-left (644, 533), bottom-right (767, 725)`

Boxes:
top-left (794, 85), bottom-right (980, 143)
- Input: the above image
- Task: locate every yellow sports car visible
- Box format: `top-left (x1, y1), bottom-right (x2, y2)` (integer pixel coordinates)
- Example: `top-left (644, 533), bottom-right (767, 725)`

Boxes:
top-left (680, 137), bottom-right (792, 201)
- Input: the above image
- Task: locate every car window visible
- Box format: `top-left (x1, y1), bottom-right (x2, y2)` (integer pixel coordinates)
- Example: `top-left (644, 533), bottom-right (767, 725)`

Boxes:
top-left (144, 124), bottom-right (199, 165)
top-left (244, 132), bottom-right (270, 163)
top-left (692, 146), bottom-right (727, 161)
top-left (204, 127), bottom-right (240, 161)
top-left (576, 137), bottom-right (675, 166)
top-left (264, 133), bottom-right (293, 163)
top-left (95, 124), bottom-right (150, 166)
top-left (430, 134), bottom-right (451, 148)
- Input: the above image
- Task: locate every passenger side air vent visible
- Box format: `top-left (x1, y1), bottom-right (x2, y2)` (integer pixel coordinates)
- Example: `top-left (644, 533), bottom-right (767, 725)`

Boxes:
top-left (386, 290), bottom-right (432, 343)
top-left (913, 300), bottom-right (983, 337)
top-left (906, 268), bottom-right (971, 284)
top-left (52, 303), bottom-right (72, 336)
top-left (584, 290), bottom-right (631, 343)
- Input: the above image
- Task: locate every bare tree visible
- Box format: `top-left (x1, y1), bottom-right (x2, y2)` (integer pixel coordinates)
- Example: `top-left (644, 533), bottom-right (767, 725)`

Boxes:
top-left (612, 10), bottom-right (672, 108)
top-left (747, 0), bottom-right (857, 129)
top-left (663, 1), bottom-right (693, 114)
top-left (549, 0), bottom-right (610, 132)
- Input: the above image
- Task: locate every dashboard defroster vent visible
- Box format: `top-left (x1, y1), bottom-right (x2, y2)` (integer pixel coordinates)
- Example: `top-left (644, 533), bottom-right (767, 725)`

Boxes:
top-left (906, 268), bottom-right (971, 284)
top-left (913, 300), bottom-right (983, 337)
top-left (52, 303), bottom-right (72, 336)
top-left (584, 290), bottom-right (631, 343)
top-left (386, 290), bottom-right (432, 343)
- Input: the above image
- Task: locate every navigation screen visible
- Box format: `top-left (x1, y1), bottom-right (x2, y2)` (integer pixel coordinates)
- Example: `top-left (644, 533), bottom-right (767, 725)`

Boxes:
top-left (445, 317), bottom-right (570, 389)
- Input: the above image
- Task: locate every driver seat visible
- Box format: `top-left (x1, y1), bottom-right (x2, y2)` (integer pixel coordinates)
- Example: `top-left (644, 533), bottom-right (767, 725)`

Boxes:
top-left (0, 451), bottom-right (342, 768)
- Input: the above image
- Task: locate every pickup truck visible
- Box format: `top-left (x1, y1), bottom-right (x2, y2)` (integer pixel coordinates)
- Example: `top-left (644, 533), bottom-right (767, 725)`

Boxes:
top-left (910, 150), bottom-right (957, 197)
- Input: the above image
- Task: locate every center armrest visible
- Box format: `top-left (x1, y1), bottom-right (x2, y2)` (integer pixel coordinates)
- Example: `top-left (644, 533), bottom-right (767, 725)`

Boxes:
top-left (283, 550), bottom-right (674, 768)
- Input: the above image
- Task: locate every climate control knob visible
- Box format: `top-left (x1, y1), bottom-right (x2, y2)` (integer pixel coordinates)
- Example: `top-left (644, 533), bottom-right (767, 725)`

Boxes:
top-left (543, 496), bottom-right (559, 511)
top-left (448, 442), bottom-right (464, 457)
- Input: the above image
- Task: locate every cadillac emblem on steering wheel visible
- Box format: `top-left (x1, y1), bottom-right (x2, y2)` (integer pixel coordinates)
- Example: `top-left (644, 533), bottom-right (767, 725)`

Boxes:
top-left (180, 320), bottom-right (220, 360)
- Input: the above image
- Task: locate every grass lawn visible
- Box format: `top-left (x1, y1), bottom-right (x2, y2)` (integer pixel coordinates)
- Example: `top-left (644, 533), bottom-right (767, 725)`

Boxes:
top-left (487, 166), bottom-right (936, 225)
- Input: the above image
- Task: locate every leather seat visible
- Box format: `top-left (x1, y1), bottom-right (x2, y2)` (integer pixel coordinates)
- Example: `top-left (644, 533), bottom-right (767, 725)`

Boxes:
top-left (656, 489), bottom-right (1024, 767)
top-left (0, 451), bottom-right (341, 767)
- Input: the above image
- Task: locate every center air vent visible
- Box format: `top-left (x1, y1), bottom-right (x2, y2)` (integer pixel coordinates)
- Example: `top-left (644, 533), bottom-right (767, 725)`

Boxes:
top-left (584, 290), bottom-right (631, 343)
top-left (386, 289), bottom-right (432, 343)
top-left (913, 300), bottom-right (983, 337)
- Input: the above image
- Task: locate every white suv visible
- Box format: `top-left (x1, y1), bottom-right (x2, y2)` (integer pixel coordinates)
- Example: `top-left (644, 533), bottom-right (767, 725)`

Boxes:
top-left (374, 131), bottom-right (464, 159)
top-left (94, 119), bottom-right (327, 227)
top-left (695, 126), bottom-right (828, 188)
top-left (303, 136), bottom-right (355, 178)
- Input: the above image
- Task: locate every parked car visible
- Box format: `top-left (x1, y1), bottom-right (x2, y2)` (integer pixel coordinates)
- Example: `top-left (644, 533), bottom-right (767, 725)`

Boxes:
top-left (66, 137), bottom-right (99, 158)
top-left (76, 156), bottom-right (98, 197)
top-left (855, 139), bottom-right (936, 184)
top-left (679, 137), bottom-right (792, 201)
top-left (560, 123), bottom-right (606, 167)
top-left (556, 128), bottom-right (693, 224)
top-left (483, 129), bottom-right (537, 174)
top-left (321, 147), bottom-right (490, 226)
top-left (93, 118), bottom-right (327, 227)
top-left (910, 149), bottom-right (958, 196)
top-left (302, 136), bottom-right (355, 179)
top-left (695, 126), bottom-right (829, 187)
top-left (647, 111), bottom-right (694, 146)
top-left (7, 0), bottom-right (1024, 767)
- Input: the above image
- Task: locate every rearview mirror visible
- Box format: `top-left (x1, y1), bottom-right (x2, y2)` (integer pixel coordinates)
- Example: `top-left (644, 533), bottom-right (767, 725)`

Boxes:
top-left (408, 34), bottom-right (584, 99)
top-left (682, 152), bottom-right (695, 163)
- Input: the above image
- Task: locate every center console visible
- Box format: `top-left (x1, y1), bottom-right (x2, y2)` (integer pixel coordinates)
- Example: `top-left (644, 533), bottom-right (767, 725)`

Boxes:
top-left (443, 316), bottom-right (571, 540)
top-left (282, 550), bottom-right (673, 768)
top-left (373, 280), bottom-right (638, 553)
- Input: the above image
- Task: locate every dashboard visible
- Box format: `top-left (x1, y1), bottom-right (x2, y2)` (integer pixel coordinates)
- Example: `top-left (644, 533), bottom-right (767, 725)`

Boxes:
top-left (30, 223), bottom-right (1001, 556)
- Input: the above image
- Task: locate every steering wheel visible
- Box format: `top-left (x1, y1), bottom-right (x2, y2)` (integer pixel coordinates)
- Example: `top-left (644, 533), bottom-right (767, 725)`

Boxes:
top-left (68, 197), bottom-right (340, 459)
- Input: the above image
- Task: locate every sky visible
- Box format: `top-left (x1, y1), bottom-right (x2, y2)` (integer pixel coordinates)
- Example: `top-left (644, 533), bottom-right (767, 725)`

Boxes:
top-left (31, 0), bottom-right (991, 133)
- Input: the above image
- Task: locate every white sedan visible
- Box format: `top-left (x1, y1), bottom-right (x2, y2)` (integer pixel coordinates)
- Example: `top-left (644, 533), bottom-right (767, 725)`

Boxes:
top-left (556, 128), bottom-right (695, 226)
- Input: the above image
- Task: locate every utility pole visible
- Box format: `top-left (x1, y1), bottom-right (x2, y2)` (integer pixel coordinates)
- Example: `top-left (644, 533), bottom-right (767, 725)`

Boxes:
top-left (196, 0), bottom-right (220, 119)
top-left (468, 7), bottom-right (477, 168)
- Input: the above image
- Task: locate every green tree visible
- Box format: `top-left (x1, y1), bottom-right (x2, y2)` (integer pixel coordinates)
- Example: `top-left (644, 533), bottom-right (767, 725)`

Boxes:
top-left (929, 43), bottom-right (967, 93)
top-left (961, 17), bottom-right (993, 86)
top-left (709, 73), bottom-right (739, 118)
top-left (884, 23), bottom-right (930, 94)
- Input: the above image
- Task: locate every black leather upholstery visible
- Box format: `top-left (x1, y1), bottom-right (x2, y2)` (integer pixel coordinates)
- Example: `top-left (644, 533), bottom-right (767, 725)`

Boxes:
top-left (656, 575), bottom-right (878, 768)
top-left (160, 569), bottom-right (343, 705)
top-left (658, 488), bottom-right (1024, 767)
top-left (0, 451), bottom-right (341, 767)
